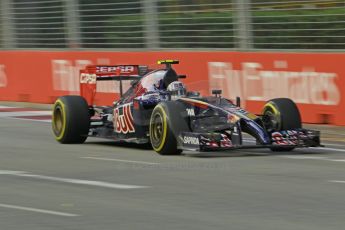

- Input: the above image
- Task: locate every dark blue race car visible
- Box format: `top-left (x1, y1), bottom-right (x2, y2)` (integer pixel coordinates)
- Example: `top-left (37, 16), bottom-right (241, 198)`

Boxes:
top-left (52, 60), bottom-right (322, 155)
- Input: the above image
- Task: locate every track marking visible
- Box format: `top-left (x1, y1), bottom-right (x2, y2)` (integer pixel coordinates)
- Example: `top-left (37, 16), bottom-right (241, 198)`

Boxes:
top-left (0, 106), bottom-right (15, 109)
top-left (0, 203), bottom-right (79, 217)
top-left (7, 117), bottom-right (52, 123)
top-left (314, 147), bottom-right (345, 153)
top-left (280, 156), bottom-right (328, 160)
top-left (281, 156), bottom-right (345, 163)
top-left (0, 107), bottom-right (52, 122)
top-left (0, 170), bottom-right (27, 175)
top-left (329, 180), bottom-right (345, 184)
top-left (0, 111), bottom-right (52, 117)
top-left (0, 170), bottom-right (148, 189)
top-left (81, 157), bottom-right (160, 165)
top-left (328, 159), bottom-right (345, 162)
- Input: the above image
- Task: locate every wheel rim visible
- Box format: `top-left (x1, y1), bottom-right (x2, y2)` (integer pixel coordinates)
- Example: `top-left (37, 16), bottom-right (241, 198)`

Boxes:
top-left (150, 112), bottom-right (164, 148)
top-left (264, 108), bottom-right (280, 132)
top-left (53, 105), bottom-right (64, 136)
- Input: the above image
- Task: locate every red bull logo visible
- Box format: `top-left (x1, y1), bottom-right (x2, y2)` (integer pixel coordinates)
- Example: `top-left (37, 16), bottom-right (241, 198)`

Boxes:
top-left (114, 103), bottom-right (135, 134)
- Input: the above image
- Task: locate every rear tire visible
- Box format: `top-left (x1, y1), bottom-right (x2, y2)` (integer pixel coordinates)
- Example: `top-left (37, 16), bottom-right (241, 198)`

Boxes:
top-left (149, 101), bottom-right (189, 155)
top-left (52, 96), bottom-right (90, 144)
top-left (262, 98), bottom-right (301, 152)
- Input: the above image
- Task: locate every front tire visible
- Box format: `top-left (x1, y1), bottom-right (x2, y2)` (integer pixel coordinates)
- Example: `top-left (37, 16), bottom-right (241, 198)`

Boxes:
top-left (263, 98), bottom-right (301, 152)
top-left (149, 101), bottom-right (189, 155)
top-left (52, 96), bottom-right (90, 144)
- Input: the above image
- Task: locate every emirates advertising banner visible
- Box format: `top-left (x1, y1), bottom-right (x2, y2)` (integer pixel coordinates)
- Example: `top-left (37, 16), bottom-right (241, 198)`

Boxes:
top-left (0, 51), bottom-right (343, 125)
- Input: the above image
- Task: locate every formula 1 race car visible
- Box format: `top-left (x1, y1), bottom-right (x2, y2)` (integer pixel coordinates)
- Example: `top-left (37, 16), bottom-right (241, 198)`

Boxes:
top-left (52, 60), bottom-right (321, 155)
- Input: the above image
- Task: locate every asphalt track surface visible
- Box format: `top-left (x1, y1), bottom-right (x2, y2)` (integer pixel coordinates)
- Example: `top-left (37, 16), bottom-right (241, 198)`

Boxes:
top-left (1, 104), bottom-right (345, 230)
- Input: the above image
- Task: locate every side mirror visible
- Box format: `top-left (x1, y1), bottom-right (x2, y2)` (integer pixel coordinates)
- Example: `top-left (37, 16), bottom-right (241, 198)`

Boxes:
top-left (236, 96), bottom-right (241, 107)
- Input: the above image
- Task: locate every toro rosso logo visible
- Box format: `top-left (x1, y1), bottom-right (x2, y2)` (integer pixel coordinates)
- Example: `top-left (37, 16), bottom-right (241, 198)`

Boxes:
top-left (114, 103), bottom-right (135, 134)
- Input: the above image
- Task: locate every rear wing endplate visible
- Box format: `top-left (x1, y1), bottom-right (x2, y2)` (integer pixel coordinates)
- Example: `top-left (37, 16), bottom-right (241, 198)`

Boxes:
top-left (80, 65), bottom-right (147, 105)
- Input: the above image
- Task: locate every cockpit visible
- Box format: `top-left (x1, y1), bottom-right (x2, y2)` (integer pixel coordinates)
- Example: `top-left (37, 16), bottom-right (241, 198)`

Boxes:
top-left (140, 69), bottom-right (167, 91)
top-left (120, 68), bottom-right (180, 104)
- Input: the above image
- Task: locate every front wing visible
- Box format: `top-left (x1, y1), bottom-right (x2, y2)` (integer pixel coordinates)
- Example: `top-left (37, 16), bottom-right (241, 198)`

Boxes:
top-left (180, 129), bottom-right (322, 152)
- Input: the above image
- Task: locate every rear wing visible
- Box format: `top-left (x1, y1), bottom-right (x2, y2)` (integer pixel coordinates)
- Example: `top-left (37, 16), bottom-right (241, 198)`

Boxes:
top-left (80, 65), bottom-right (147, 105)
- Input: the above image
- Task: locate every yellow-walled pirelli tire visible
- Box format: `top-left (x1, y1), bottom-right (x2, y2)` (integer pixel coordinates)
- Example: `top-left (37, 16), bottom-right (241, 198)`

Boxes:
top-left (52, 96), bottom-right (90, 144)
top-left (149, 102), bottom-right (189, 155)
top-left (262, 98), bottom-right (302, 152)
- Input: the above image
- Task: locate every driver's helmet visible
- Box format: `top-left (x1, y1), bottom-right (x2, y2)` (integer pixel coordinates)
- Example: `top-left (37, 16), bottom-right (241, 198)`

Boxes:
top-left (167, 81), bottom-right (187, 100)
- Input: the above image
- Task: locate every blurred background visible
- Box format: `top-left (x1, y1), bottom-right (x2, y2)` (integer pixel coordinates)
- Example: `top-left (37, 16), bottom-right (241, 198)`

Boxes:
top-left (0, 0), bottom-right (344, 125)
top-left (1, 0), bottom-right (344, 51)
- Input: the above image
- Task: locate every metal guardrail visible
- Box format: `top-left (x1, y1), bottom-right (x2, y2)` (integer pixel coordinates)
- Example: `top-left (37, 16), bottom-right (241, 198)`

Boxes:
top-left (250, 0), bottom-right (345, 50)
top-left (0, 0), bottom-right (344, 50)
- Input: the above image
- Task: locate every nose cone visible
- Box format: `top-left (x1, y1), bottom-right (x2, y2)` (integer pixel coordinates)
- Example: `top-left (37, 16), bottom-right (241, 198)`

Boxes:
top-left (245, 119), bottom-right (271, 144)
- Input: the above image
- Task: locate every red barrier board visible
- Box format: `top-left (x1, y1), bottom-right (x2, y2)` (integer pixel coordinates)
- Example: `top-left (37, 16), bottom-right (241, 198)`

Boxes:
top-left (0, 51), bottom-right (344, 125)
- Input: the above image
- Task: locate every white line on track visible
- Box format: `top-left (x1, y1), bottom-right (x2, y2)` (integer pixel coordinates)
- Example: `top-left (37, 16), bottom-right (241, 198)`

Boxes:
top-left (280, 156), bottom-right (328, 160)
top-left (0, 203), bottom-right (79, 217)
top-left (0, 170), bottom-right (148, 189)
top-left (6, 117), bottom-right (51, 123)
top-left (81, 157), bottom-right (160, 165)
top-left (281, 156), bottom-right (345, 163)
top-left (0, 170), bottom-right (27, 175)
top-left (329, 180), bottom-right (345, 184)
top-left (0, 111), bottom-right (52, 117)
top-left (315, 147), bottom-right (345, 152)
top-left (327, 159), bottom-right (345, 162)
